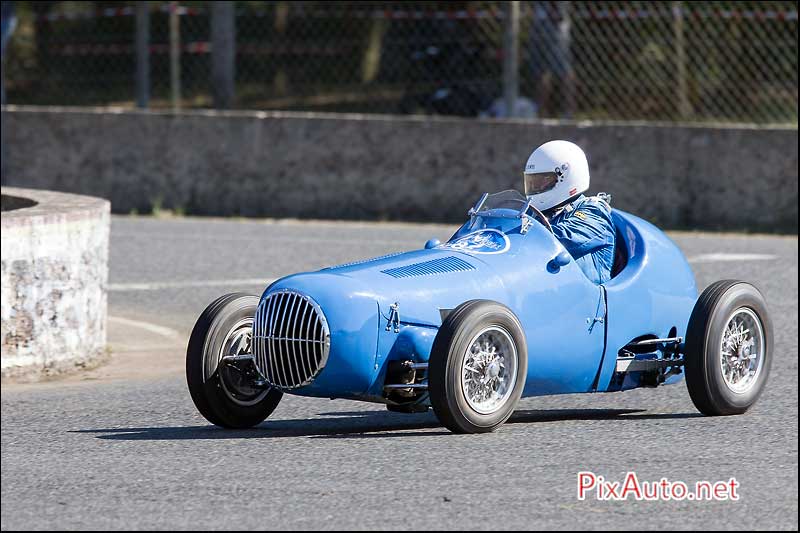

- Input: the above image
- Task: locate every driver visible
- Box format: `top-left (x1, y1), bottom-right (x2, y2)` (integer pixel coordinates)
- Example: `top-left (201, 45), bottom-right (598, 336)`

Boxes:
top-left (523, 140), bottom-right (615, 284)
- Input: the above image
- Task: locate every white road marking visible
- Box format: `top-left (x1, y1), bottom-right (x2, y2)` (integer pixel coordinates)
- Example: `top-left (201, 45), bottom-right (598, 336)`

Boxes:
top-left (688, 253), bottom-right (778, 264)
top-left (108, 278), bottom-right (275, 292)
top-left (108, 315), bottom-right (184, 340)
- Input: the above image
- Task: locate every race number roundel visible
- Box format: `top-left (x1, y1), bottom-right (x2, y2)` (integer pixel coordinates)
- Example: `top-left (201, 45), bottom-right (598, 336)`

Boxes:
top-left (440, 229), bottom-right (510, 255)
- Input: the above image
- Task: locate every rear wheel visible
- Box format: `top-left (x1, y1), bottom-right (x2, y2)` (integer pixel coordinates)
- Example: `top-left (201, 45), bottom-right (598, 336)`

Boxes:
top-left (684, 281), bottom-right (772, 416)
top-left (186, 293), bottom-right (282, 428)
top-left (429, 300), bottom-right (527, 433)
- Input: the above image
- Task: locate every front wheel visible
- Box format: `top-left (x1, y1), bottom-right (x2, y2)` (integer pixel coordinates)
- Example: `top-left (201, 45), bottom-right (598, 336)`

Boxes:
top-left (186, 293), bottom-right (282, 428)
top-left (684, 281), bottom-right (772, 416)
top-left (429, 300), bottom-right (527, 433)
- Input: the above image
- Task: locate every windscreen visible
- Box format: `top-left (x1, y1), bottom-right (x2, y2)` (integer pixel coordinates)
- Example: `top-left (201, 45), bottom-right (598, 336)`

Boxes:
top-left (477, 189), bottom-right (529, 214)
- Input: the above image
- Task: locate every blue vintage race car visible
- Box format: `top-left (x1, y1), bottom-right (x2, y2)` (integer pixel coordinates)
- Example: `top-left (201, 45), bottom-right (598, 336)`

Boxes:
top-left (186, 190), bottom-right (772, 433)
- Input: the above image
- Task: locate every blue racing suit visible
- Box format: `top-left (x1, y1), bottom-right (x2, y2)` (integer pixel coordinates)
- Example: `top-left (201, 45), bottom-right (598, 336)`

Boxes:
top-left (548, 194), bottom-right (615, 284)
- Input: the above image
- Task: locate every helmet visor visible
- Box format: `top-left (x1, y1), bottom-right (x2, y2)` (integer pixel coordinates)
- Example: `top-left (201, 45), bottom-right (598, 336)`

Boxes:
top-left (524, 172), bottom-right (559, 196)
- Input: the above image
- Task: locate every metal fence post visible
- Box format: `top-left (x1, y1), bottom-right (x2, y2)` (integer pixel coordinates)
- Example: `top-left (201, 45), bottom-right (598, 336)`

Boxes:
top-left (673, 1), bottom-right (691, 119)
top-left (273, 2), bottom-right (289, 96)
top-left (559, 1), bottom-right (574, 119)
top-left (169, 1), bottom-right (181, 110)
top-left (503, 1), bottom-right (520, 118)
top-left (135, 1), bottom-right (149, 108)
top-left (211, 1), bottom-right (236, 109)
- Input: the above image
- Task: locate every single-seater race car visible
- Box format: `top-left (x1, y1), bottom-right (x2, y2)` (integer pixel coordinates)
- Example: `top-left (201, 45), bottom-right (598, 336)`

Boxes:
top-left (186, 190), bottom-right (772, 433)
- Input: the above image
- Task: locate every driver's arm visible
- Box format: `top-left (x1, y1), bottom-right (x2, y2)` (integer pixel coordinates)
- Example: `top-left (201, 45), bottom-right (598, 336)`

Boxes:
top-left (550, 203), bottom-right (615, 259)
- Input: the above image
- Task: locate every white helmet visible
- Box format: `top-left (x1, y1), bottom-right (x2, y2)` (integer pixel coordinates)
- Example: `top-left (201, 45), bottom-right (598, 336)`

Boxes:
top-left (523, 140), bottom-right (590, 211)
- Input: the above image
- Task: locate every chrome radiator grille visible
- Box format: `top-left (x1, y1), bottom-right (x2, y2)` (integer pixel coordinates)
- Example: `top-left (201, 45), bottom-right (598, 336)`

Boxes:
top-left (252, 290), bottom-right (330, 390)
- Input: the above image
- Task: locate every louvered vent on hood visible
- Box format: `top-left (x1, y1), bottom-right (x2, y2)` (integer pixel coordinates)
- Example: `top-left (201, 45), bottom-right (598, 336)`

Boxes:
top-left (381, 256), bottom-right (475, 278)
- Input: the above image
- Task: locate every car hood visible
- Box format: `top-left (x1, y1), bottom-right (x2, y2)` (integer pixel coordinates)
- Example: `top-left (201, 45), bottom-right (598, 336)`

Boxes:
top-left (268, 247), bottom-right (507, 328)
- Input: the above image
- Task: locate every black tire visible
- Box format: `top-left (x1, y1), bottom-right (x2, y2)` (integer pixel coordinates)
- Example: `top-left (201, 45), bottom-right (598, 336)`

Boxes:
top-left (684, 280), bottom-right (772, 416)
top-left (429, 300), bottom-right (527, 433)
top-left (186, 293), bottom-right (282, 428)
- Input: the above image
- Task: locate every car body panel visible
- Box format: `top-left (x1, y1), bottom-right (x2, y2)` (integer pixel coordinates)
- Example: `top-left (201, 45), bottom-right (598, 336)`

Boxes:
top-left (260, 205), bottom-right (697, 402)
top-left (598, 212), bottom-right (697, 392)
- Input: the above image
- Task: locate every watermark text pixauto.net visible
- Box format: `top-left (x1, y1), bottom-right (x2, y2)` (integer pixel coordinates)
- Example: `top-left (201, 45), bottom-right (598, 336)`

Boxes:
top-left (577, 472), bottom-right (740, 501)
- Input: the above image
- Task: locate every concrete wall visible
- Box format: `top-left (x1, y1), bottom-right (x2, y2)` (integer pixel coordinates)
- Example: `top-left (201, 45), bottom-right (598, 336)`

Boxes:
top-left (1, 187), bottom-right (110, 381)
top-left (1, 106), bottom-right (797, 232)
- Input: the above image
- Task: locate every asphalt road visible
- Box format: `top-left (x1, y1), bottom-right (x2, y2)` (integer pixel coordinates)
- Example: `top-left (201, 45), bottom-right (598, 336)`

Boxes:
top-left (2, 216), bottom-right (798, 530)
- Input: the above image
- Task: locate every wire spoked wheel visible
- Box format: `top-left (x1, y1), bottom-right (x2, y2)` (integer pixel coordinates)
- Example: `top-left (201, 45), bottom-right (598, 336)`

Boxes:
top-left (186, 293), bottom-right (283, 428)
top-left (461, 326), bottom-right (518, 415)
top-left (217, 318), bottom-right (271, 407)
top-left (719, 308), bottom-right (765, 395)
top-left (429, 300), bottom-right (527, 434)
top-left (685, 281), bottom-right (772, 416)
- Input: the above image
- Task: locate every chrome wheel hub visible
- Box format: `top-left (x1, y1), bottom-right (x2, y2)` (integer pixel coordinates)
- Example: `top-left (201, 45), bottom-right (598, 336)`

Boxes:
top-left (218, 318), bottom-right (270, 406)
top-left (461, 326), bottom-right (518, 415)
top-left (719, 307), bottom-right (764, 394)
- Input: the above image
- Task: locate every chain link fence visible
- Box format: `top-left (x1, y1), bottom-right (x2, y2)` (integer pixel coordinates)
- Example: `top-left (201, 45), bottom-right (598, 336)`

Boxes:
top-left (2, 1), bottom-right (797, 124)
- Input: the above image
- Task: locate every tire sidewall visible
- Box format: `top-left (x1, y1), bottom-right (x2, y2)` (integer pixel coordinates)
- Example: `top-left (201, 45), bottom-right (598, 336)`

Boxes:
top-left (434, 301), bottom-right (528, 432)
top-left (702, 284), bottom-right (772, 413)
top-left (187, 294), bottom-right (282, 428)
top-left (202, 295), bottom-right (258, 384)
